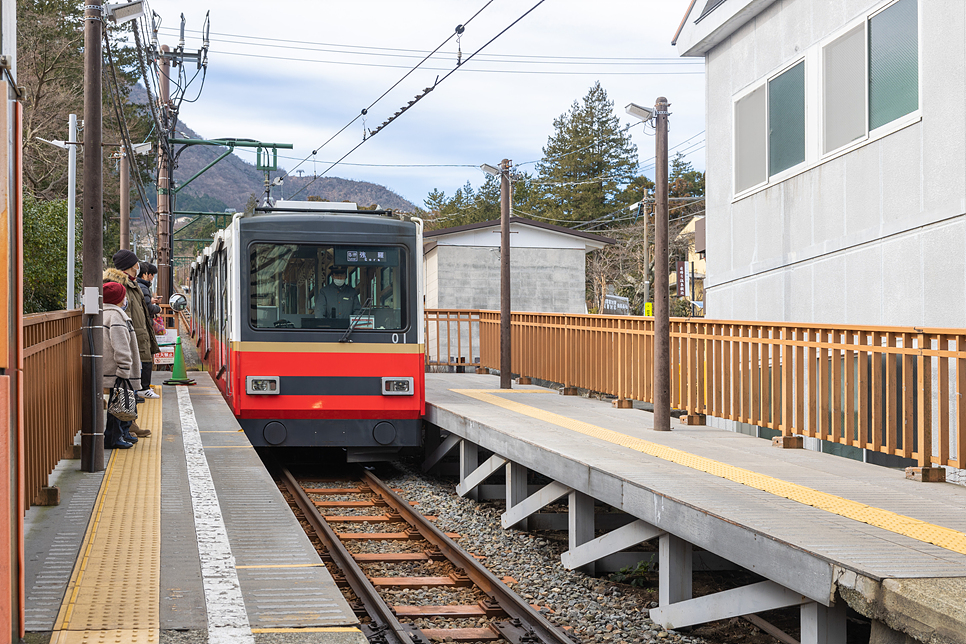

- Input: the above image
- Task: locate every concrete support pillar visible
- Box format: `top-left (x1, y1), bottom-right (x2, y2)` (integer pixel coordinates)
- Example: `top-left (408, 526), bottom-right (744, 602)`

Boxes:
top-left (659, 533), bottom-right (692, 606)
top-left (569, 491), bottom-right (595, 576)
top-left (505, 462), bottom-right (529, 530)
top-left (460, 440), bottom-right (479, 501)
top-left (801, 601), bottom-right (847, 644)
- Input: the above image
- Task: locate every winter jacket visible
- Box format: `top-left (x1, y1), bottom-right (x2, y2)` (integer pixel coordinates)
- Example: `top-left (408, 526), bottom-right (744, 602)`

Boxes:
top-left (101, 303), bottom-right (142, 391)
top-left (103, 267), bottom-right (161, 362)
top-left (137, 276), bottom-right (161, 316)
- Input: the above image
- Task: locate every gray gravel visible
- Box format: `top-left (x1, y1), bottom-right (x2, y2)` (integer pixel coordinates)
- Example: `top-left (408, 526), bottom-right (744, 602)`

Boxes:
top-left (378, 464), bottom-right (709, 644)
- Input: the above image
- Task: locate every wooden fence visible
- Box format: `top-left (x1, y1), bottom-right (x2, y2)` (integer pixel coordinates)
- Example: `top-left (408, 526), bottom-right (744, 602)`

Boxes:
top-left (426, 309), bottom-right (966, 469)
top-left (23, 310), bottom-right (82, 508)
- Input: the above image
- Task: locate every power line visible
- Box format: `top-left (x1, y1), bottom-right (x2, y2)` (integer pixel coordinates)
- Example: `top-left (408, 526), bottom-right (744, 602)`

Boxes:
top-left (291, 0), bottom-right (548, 199)
top-left (209, 49), bottom-right (706, 75)
top-left (161, 26), bottom-right (704, 64)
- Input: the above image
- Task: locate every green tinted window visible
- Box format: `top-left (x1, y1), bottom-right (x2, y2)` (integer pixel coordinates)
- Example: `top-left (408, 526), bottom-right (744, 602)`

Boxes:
top-left (869, 0), bottom-right (918, 130)
top-left (768, 61), bottom-right (806, 176)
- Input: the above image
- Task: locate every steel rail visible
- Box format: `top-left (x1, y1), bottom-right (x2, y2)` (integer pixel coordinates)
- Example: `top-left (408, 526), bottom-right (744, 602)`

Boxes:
top-left (362, 470), bottom-right (578, 644)
top-left (279, 466), bottom-right (427, 644)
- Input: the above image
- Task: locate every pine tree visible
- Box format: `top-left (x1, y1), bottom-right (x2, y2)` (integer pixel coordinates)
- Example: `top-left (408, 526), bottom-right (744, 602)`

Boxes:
top-left (535, 82), bottom-right (638, 225)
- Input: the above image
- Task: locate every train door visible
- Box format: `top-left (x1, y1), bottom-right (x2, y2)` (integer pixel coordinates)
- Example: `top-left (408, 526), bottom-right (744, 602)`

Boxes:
top-left (219, 247), bottom-right (230, 394)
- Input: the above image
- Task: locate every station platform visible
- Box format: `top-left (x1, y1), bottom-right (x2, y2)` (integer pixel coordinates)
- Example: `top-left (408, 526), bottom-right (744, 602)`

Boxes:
top-left (424, 373), bottom-right (966, 643)
top-left (24, 374), bottom-right (365, 644)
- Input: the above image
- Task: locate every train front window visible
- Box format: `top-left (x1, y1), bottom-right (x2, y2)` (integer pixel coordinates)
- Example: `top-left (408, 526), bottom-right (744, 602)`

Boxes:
top-left (249, 243), bottom-right (406, 330)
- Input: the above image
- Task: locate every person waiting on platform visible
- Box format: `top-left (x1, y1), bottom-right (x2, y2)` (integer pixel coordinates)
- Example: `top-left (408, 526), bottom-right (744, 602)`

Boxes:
top-left (102, 282), bottom-right (141, 449)
top-left (314, 266), bottom-right (361, 319)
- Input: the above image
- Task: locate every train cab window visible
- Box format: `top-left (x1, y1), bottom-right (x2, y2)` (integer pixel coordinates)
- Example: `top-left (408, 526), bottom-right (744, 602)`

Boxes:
top-left (249, 243), bottom-right (406, 331)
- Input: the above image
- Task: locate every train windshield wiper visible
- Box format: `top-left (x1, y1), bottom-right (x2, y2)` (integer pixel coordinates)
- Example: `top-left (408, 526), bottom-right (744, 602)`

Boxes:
top-left (339, 297), bottom-right (374, 343)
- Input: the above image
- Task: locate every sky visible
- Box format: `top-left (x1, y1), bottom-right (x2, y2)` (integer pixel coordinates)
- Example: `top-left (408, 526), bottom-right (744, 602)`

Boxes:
top-left (141, 0), bottom-right (706, 209)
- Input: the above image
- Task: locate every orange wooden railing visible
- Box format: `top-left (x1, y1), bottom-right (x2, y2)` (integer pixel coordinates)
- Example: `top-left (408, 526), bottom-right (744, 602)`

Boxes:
top-left (426, 309), bottom-right (966, 468)
top-left (23, 310), bottom-right (82, 508)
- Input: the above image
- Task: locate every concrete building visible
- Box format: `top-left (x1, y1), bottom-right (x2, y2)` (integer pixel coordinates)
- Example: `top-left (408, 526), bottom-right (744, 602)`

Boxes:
top-left (674, 0), bottom-right (965, 328)
top-left (423, 217), bottom-right (613, 314)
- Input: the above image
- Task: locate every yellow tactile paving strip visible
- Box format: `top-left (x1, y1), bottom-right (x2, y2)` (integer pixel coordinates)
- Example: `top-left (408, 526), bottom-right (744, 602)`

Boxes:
top-left (454, 388), bottom-right (966, 556)
top-left (50, 387), bottom-right (163, 644)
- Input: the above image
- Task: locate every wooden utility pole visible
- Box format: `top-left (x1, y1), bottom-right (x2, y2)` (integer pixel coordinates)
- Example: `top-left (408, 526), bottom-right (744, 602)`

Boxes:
top-left (500, 158), bottom-right (512, 390)
top-left (119, 151), bottom-right (129, 250)
top-left (653, 97), bottom-right (670, 431)
top-left (81, 1), bottom-right (104, 472)
top-left (156, 45), bottom-right (172, 300)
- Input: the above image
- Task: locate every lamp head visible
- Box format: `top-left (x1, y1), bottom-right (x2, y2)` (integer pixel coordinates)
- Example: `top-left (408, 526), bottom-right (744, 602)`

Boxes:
top-left (625, 102), bottom-right (655, 123)
top-left (480, 163), bottom-right (501, 177)
top-left (105, 1), bottom-right (145, 24)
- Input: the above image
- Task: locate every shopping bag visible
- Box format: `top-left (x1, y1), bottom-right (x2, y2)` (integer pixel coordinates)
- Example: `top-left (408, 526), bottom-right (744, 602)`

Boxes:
top-left (152, 316), bottom-right (165, 335)
top-left (107, 377), bottom-right (138, 421)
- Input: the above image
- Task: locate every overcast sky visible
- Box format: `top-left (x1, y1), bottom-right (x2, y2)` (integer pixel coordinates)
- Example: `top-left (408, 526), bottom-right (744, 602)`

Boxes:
top-left (143, 0), bottom-right (706, 208)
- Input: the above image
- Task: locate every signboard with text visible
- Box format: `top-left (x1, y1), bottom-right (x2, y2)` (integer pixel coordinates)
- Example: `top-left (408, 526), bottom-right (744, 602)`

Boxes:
top-left (153, 329), bottom-right (179, 365)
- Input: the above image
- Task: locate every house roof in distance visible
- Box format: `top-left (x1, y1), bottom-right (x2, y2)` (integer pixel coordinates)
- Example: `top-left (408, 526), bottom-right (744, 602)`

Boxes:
top-left (424, 216), bottom-right (616, 253)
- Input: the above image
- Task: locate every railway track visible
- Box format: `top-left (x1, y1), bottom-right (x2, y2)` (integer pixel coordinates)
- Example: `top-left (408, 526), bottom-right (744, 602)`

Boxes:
top-left (278, 466), bottom-right (578, 644)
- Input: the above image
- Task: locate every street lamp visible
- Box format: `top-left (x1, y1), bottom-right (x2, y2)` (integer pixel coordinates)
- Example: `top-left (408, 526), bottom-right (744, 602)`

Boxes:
top-left (36, 114), bottom-right (79, 309)
top-left (627, 98), bottom-right (671, 431)
top-left (481, 160), bottom-right (512, 389)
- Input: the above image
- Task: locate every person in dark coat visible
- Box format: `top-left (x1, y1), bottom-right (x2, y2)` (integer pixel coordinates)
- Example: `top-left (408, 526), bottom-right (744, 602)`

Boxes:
top-left (136, 262), bottom-right (161, 393)
top-left (102, 282), bottom-right (141, 449)
top-left (105, 251), bottom-right (160, 435)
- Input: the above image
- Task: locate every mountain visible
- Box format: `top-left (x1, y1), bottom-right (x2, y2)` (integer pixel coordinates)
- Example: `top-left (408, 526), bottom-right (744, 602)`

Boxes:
top-left (127, 86), bottom-right (416, 212)
top-left (171, 122), bottom-right (416, 212)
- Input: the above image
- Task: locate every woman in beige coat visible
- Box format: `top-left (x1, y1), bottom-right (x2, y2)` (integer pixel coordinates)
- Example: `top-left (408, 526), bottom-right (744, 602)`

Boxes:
top-left (102, 282), bottom-right (141, 449)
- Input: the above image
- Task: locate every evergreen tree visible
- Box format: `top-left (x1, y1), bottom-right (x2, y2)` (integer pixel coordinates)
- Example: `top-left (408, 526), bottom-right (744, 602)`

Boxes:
top-left (535, 82), bottom-right (638, 225)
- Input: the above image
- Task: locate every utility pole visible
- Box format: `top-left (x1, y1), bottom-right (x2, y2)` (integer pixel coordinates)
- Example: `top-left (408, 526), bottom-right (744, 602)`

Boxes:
top-left (119, 150), bottom-right (129, 251)
top-left (81, 2), bottom-right (104, 472)
top-left (156, 45), bottom-right (172, 300)
top-left (67, 114), bottom-right (77, 308)
top-left (500, 159), bottom-right (511, 390)
top-left (653, 97), bottom-right (671, 431)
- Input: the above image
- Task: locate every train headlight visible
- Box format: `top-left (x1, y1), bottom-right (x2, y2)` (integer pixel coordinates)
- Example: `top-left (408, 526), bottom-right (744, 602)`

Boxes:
top-left (246, 376), bottom-right (280, 395)
top-left (381, 377), bottom-right (414, 396)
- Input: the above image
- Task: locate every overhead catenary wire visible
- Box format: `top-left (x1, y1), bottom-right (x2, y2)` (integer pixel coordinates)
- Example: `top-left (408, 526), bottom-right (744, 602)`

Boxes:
top-left (290, 0), bottom-right (548, 200)
top-left (284, 0), bottom-right (496, 185)
top-left (160, 26), bottom-right (705, 65)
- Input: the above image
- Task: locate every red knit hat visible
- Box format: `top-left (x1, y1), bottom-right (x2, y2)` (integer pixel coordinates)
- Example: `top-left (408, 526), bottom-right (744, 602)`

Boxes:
top-left (103, 282), bottom-right (126, 305)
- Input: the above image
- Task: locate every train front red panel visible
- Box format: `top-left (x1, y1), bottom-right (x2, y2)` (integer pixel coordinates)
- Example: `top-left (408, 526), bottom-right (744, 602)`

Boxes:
top-left (229, 347), bottom-right (425, 420)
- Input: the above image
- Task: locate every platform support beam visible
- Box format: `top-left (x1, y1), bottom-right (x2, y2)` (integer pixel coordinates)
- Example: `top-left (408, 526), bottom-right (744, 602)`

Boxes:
top-left (561, 519), bottom-right (664, 571)
top-left (422, 432), bottom-right (461, 472)
top-left (568, 491), bottom-right (596, 575)
top-left (650, 580), bottom-right (809, 630)
top-left (501, 480), bottom-right (572, 529)
top-left (801, 601), bottom-right (846, 644)
top-left (458, 440), bottom-right (480, 500)
top-left (457, 452), bottom-right (506, 498)
top-left (505, 462), bottom-right (530, 530)
top-left (659, 533), bottom-right (692, 607)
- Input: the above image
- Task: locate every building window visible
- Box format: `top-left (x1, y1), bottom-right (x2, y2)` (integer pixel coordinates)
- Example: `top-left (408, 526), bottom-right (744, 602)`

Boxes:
top-left (768, 61), bottom-right (805, 176)
top-left (734, 61), bottom-right (805, 193)
top-left (823, 0), bottom-right (918, 154)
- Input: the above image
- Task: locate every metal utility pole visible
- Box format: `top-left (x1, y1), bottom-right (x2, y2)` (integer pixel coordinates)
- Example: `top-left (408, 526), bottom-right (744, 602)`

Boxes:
top-left (156, 44), bottom-right (172, 300)
top-left (119, 150), bottom-right (129, 250)
top-left (653, 97), bottom-right (671, 431)
top-left (81, 2), bottom-right (104, 472)
top-left (500, 159), bottom-right (512, 390)
top-left (67, 114), bottom-right (77, 308)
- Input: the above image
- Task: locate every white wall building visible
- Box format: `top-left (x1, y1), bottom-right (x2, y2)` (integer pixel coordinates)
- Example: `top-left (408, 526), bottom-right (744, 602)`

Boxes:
top-left (424, 217), bottom-right (613, 314)
top-left (674, 0), bottom-right (965, 328)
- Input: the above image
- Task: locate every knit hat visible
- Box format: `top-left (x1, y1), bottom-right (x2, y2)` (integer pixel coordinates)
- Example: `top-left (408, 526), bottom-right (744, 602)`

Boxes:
top-left (112, 249), bottom-right (139, 271)
top-left (103, 282), bottom-right (126, 305)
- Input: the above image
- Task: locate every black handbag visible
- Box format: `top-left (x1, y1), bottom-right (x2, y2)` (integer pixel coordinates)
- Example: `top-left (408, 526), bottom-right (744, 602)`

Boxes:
top-left (107, 377), bottom-right (138, 421)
